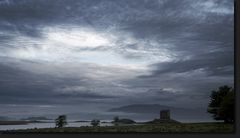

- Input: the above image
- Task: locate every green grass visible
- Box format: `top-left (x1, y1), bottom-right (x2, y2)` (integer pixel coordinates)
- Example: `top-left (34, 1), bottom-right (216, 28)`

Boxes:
top-left (2, 122), bottom-right (234, 133)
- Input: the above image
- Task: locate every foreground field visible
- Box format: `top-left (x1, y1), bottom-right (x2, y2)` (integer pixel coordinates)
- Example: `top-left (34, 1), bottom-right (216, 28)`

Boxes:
top-left (2, 122), bottom-right (234, 133)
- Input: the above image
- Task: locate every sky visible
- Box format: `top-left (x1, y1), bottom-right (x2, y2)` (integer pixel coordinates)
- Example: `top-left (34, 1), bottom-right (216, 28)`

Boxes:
top-left (0, 0), bottom-right (234, 121)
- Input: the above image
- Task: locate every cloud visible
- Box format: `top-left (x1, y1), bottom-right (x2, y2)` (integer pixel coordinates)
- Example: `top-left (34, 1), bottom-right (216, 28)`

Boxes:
top-left (0, 0), bottom-right (234, 119)
top-left (146, 50), bottom-right (233, 76)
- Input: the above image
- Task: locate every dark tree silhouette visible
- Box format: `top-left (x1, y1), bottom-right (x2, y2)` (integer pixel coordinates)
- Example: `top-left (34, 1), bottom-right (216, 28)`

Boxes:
top-left (113, 116), bottom-right (119, 126)
top-left (55, 115), bottom-right (67, 128)
top-left (91, 119), bottom-right (100, 127)
top-left (113, 116), bottom-right (119, 122)
top-left (207, 85), bottom-right (235, 123)
top-left (218, 91), bottom-right (234, 123)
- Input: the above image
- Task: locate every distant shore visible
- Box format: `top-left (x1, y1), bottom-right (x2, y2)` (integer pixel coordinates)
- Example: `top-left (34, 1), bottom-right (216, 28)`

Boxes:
top-left (0, 120), bottom-right (51, 125)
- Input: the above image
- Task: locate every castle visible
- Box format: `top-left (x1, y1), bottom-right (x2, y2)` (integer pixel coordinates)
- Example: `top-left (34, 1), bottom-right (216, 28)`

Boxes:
top-left (152, 109), bottom-right (180, 123)
top-left (160, 110), bottom-right (170, 120)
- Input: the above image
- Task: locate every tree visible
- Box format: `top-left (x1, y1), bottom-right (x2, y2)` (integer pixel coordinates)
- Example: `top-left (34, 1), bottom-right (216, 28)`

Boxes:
top-left (91, 119), bottom-right (100, 127)
top-left (113, 116), bottom-right (119, 126)
top-left (113, 116), bottom-right (119, 122)
top-left (207, 85), bottom-right (235, 123)
top-left (218, 91), bottom-right (234, 123)
top-left (55, 115), bottom-right (67, 128)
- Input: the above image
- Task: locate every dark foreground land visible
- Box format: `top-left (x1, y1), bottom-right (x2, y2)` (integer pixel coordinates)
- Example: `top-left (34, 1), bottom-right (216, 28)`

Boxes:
top-left (2, 122), bottom-right (234, 133)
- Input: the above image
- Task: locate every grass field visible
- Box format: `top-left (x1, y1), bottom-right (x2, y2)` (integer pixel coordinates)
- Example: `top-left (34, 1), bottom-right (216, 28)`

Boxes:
top-left (2, 122), bottom-right (234, 133)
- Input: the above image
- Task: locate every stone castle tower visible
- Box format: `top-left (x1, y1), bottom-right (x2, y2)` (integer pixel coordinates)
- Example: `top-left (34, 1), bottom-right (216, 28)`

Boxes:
top-left (160, 110), bottom-right (170, 120)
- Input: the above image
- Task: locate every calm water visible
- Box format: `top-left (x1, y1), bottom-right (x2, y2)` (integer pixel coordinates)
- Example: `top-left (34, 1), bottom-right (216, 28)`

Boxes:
top-left (0, 121), bottom-right (113, 131)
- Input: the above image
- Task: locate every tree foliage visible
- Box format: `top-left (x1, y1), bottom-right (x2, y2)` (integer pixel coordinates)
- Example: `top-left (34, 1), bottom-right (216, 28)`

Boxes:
top-left (113, 116), bottom-right (120, 126)
top-left (91, 119), bottom-right (100, 127)
top-left (113, 116), bottom-right (119, 122)
top-left (55, 115), bottom-right (67, 128)
top-left (207, 85), bottom-right (234, 123)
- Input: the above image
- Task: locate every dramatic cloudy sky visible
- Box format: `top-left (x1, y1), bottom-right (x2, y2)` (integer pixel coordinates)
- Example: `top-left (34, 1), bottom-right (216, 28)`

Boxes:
top-left (0, 0), bottom-right (234, 121)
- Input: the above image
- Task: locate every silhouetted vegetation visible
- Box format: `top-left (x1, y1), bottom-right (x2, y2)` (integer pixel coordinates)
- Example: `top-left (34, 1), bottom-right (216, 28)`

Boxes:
top-left (91, 119), bottom-right (100, 127)
top-left (113, 116), bottom-right (119, 126)
top-left (113, 116), bottom-right (119, 122)
top-left (55, 115), bottom-right (67, 128)
top-left (207, 85), bottom-right (234, 123)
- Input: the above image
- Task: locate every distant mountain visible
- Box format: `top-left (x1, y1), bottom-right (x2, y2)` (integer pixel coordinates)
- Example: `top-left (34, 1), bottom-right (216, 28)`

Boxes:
top-left (0, 116), bottom-right (12, 121)
top-left (108, 104), bottom-right (182, 114)
top-left (21, 116), bottom-right (52, 121)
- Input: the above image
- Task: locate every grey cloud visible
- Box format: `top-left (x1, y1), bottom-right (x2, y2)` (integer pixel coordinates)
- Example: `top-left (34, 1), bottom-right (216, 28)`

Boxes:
top-left (0, 0), bottom-right (234, 120)
top-left (145, 50), bottom-right (233, 77)
top-left (55, 92), bottom-right (116, 99)
top-left (0, 63), bottom-right (118, 105)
